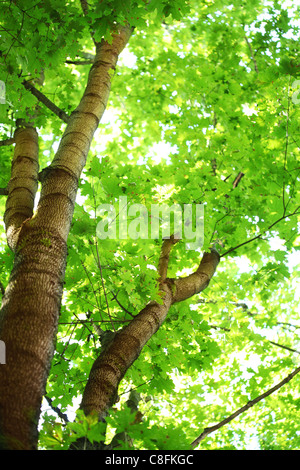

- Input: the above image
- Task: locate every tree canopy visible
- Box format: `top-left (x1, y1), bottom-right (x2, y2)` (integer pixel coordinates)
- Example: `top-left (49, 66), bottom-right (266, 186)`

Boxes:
top-left (0, 0), bottom-right (300, 451)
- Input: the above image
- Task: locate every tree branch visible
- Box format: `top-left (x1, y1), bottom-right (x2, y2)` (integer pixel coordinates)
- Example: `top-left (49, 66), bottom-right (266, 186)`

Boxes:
top-left (44, 396), bottom-right (69, 423)
top-left (80, 0), bottom-right (98, 47)
top-left (4, 121), bottom-right (39, 250)
top-left (191, 365), bottom-right (300, 447)
top-left (282, 76), bottom-right (291, 215)
top-left (95, 238), bottom-right (116, 331)
top-left (0, 188), bottom-right (8, 196)
top-left (171, 248), bottom-right (220, 303)
top-left (80, 246), bottom-right (220, 419)
top-left (65, 52), bottom-right (95, 65)
top-left (66, 59), bottom-right (94, 65)
top-left (110, 291), bottom-right (135, 318)
top-left (22, 80), bottom-right (70, 123)
top-left (244, 36), bottom-right (259, 73)
top-left (0, 137), bottom-right (15, 147)
top-left (79, 0), bottom-right (89, 16)
top-left (269, 341), bottom-right (300, 355)
top-left (232, 171), bottom-right (245, 188)
top-left (158, 234), bottom-right (180, 282)
top-left (0, 281), bottom-right (5, 297)
top-left (221, 207), bottom-right (300, 257)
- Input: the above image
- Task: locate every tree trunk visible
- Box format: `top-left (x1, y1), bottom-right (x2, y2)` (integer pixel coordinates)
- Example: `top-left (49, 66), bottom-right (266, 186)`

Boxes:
top-left (0, 25), bottom-right (132, 450)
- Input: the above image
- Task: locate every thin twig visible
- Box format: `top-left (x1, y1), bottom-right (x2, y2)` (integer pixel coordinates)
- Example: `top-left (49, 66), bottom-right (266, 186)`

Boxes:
top-left (191, 365), bottom-right (300, 447)
top-left (94, 237), bottom-right (116, 332)
top-left (4, 10), bottom-right (25, 60)
top-left (118, 377), bottom-right (154, 397)
top-left (44, 396), bottom-right (69, 423)
top-left (282, 76), bottom-right (291, 215)
top-left (80, 0), bottom-right (98, 47)
top-left (80, 259), bottom-right (103, 322)
top-left (110, 291), bottom-right (135, 318)
top-left (244, 35), bottom-right (259, 73)
top-left (269, 340), bottom-right (300, 355)
top-left (221, 206), bottom-right (300, 257)
top-left (277, 321), bottom-right (300, 330)
top-left (90, 181), bottom-right (116, 330)
top-left (59, 319), bottom-right (131, 325)
top-left (65, 59), bottom-right (94, 65)
top-left (22, 80), bottom-right (70, 123)
top-left (73, 311), bottom-right (94, 337)
top-left (209, 171), bottom-right (244, 244)
top-left (209, 212), bottom-right (230, 244)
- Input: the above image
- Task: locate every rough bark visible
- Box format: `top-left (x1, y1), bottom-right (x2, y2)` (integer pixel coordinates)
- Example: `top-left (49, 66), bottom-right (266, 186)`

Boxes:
top-left (0, 25), bottom-right (132, 450)
top-left (3, 121), bottom-right (39, 250)
top-left (81, 248), bottom-right (220, 419)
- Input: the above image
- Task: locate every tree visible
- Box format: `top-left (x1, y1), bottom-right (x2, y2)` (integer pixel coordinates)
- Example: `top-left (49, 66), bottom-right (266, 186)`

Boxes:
top-left (0, 0), bottom-right (299, 451)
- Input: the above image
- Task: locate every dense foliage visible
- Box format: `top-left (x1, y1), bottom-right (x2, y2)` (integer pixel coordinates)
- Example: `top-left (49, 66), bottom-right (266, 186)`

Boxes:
top-left (0, 0), bottom-right (300, 450)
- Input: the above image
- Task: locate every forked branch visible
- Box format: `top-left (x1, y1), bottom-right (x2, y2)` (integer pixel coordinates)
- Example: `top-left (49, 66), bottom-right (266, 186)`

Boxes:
top-left (80, 241), bottom-right (220, 420)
